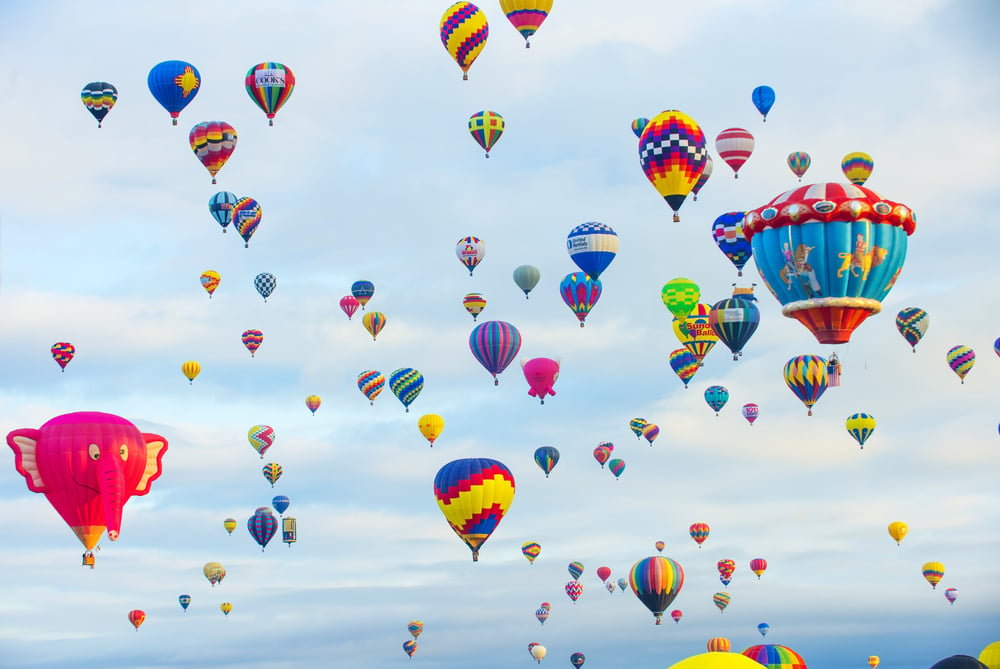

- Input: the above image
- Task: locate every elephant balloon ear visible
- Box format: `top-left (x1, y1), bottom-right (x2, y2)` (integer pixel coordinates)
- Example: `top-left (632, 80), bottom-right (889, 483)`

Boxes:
top-left (6, 430), bottom-right (46, 491)
top-left (134, 434), bottom-right (169, 494)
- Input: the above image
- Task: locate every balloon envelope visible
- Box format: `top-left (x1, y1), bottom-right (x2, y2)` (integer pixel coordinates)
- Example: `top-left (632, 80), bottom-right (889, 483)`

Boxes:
top-left (189, 121), bottom-right (237, 184)
top-left (389, 368), bottom-right (424, 412)
top-left (245, 62), bottom-right (295, 125)
top-left (469, 111), bottom-right (504, 157)
top-left (522, 357), bottom-right (560, 403)
top-left (567, 222), bottom-right (618, 280)
top-left (629, 556), bottom-right (684, 624)
top-left (513, 265), bottom-right (541, 298)
top-left (752, 85), bottom-right (775, 120)
top-left (440, 2), bottom-right (489, 80)
top-left (433, 458), bottom-right (515, 561)
top-left (81, 82), bottom-right (118, 127)
top-left (147, 60), bottom-right (200, 124)
top-left (741, 645), bottom-right (807, 669)
top-left (895, 307), bottom-right (929, 351)
top-left (638, 110), bottom-right (708, 221)
top-left (533, 446), bottom-right (559, 477)
top-left (499, 0), bottom-right (552, 47)
top-left (469, 321), bottom-right (522, 384)
top-left (783, 355), bottom-right (828, 415)
top-left (668, 653), bottom-right (763, 669)
top-left (711, 212), bottom-right (752, 276)
top-left (560, 272), bottom-right (601, 327)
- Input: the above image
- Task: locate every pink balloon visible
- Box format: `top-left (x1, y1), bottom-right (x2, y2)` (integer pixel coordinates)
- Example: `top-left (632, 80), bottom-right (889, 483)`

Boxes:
top-left (521, 357), bottom-right (560, 404)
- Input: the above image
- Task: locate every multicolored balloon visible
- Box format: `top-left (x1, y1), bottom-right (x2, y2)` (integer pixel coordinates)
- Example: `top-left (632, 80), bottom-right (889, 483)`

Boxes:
top-left (922, 561), bottom-right (945, 589)
top-left (565, 580), bottom-right (583, 602)
top-left (787, 151), bottom-right (811, 181)
top-left (469, 111), bottom-right (504, 157)
top-left (709, 297), bottom-right (760, 360)
top-left (641, 423), bottom-right (659, 446)
top-left (408, 620), bottom-right (424, 639)
top-left (357, 370), bottom-right (385, 405)
top-left (440, 2), bottom-right (489, 80)
top-left (713, 591), bottom-right (731, 612)
top-left (498, 0), bottom-right (552, 48)
top-left (783, 355), bottom-right (828, 415)
top-left (340, 296), bottom-right (360, 320)
top-left (617, 577), bottom-right (628, 591)
top-left (389, 368), bottom-right (424, 412)
top-left (362, 311), bottom-right (387, 341)
top-left (560, 272), bottom-right (601, 327)
top-left (631, 117), bottom-right (649, 138)
top-left (593, 445), bottom-right (611, 468)
top-left (895, 307), bottom-right (928, 352)
top-left (220, 602), bottom-right (232, 616)
top-left (758, 622), bottom-right (770, 637)
top-left (750, 558), bottom-right (768, 579)
top-left (254, 273), bottom-right (276, 301)
top-left (231, 197), bottom-right (262, 248)
top-left (351, 280), bottom-right (375, 309)
top-left (204, 561), bottom-right (225, 585)
top-left (469, 320), bottom-right (522, 385)
top-left (262, 462), bottom-right (282, 487)
top-left (463, 293), bottom-right (487, 320)
top-left (707, 638), bottom-right (732, 653)
top-left (147, 60), bottom-right (200, 125)
top-left (418, 414), bottom-right (444, 446)
top-left (403, 640), bottom-right (418, 658)
top-left (842, 152), bottom-right (874, 186)
top-left (661, 278), bottom-right (701, 323)
top-left (534, 446), bottom-right (559, 477)
top-left (245, 62), bottom-right (295, 126)
top-left (946, 345), bottom-right (975, 383)
top-left (669, 348), bottom-right (699, 388)
top-left (752, 85), bottom-right (775, 121)
top-left (522, 542), bottom-right (541, 564)
top-left (608, 458), bottom-right (625, 479)
top-left (568, 561), bottom-right (584, 580)
top-left (128, 609), bottom-right (146, 631)
top-left (704, 386), bottom-right (729, 416)
top-left (81, 82), bottom-right (117, 127)
top-left (51, 342), bottom-right (75, 371)
top-left (189, 121), bottom-right (237, 184)
top-left (179, 594), bottom-right (191, 611)
top-left (305, 395), bottom-right (322, 415)
top-left (692, 153), bottom-right (712, 201)
top-left (241, 329), bottom-right (263, 357)
top-left (247, 425), bottom-right (275, 459)
top-left (689, 522), bottom-right (710, 547)
top-left (673, 304), bottom-right (719, 365)
top-left (638, 109), bottom-right (708, 221)
top-left (456, 236), bottom-right (485, 275)
top-left (629, 556), bottom-right (685, 624)
top-left (868, 656), bottom-right (879, 669)
top-left (513, 265), bottom-right (541, 298)
top-left (200, 270), bottom-right (221, 297)
top-left (567, 222), bottom-right (618, 280)
top-left (711, 212), bottom-right (752, 276)
top-left (655, 541), bottom-right (665, 553)
top-left (742, 403), bottom-right (759, 425)
top-left (208, 191), bottom-right (237, 233)
top-left (247, 507), bottom-right (278, 551)
top-left (571, 652), bottom-right (586, 668)
top-left (522, 357), bottom-right (560, 404)
top-left (741, 645), bottom-right (807, 669)
top-left (629, 418), bottom-right (648, 439)
top-left (535, 605), bottom-right (549, 624)
top-left (433, 458), bottom-right (514, 561)
top-left (845, 412), bottom-right (876, 448)
top-left (944, 587), bottom-right (958, 604)
top-left (715, 128), bottom-right (754, 178)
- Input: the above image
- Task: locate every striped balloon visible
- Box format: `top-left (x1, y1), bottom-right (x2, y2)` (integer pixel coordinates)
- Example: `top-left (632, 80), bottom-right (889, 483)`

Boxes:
top-left (469, 111), bottom-right (504, 157)
top-left (362, 311), bottom-right (387, 341)
top-left (629, 417), bottom-right (648, 439)
top-left (629, 556), bottom-right (684, 624)
top-left (669, 348), bottom-right (699, 388)
top-left (189, 121), bottom-right (237, 184)
top-left (522, 541), bottom-right (541, 564)
top-left (262, 462), bottom-right (282, 487)
top-left (631, 117), bottom-right (649, 139)
top-left (641, 423), bottom-right (659, 446)
top-left (946, 345), bottom-right (975, 383)
top-left (247, 507), bottom-right (278, 551)
top-left (783, 355), bottom-right (828, 415)
top-left (403, 640), bottom-right (418, 658)
top-left (845, 412), bottom-right (876, 448)
top-left (565, 580), bottom-right (583, 602)
top-left (707, 637), bottom-right (732, 653)
top-left (533, 446), bottom-right (559, 477)
top-left (351, 280), bottom-right (375, 308)
top-left (560, 272), bottom-right (602, 327)
top-left (200, 270), bottom-right (221, 297)
top-left (750, 557), bottom-right (768, 578)
top-left (712, 591), bottom-right (731, 612)
top-left (709, 297), bottom-right (760, 360)
top-left (638, 109), bottom-right (708, 221)
top-left (841, 151), bottom-right (874, 186)
top-left (440, 2), bottom-right (489, 80)
top-left (535, 606), bottom-right (549, 624)
top-left (469, 320), bottom-right (522, 385)
top-left (463, 293), bottom-right (487, 321)
top-left (241, 329), bottom-right (263, 357)
top-left (608, 458), bottom-right (625, 479)
top-left (715, 128), bottom-right (755, 178)
top-left (244, 62), bottom-right (295, 126)
top-left (81, 81), bottom-right (117, 127)
top-left (407, 620), bottom-right (424, 639)
top-left (433, 458), bottom-right (515, 561)
top-left (673, 303), bottom-right (719, 365)
top-left (499, 0), bottom-right (552, 47)
top-left (357, 370), bottom-right (385, 405)
top-left (231, 197), bottom-right (262, 248)
top-left (895, 307), bottom-right (929, 352)
top-left (389, 367), bottom-right (424, 412)
top-left (922, 561), bottom-right (945, 589)
top-left (741, 645), bottom-right (807, 669)
top-left (456, 236), bottom-right (486, 275)
top-left (689, 522), bottom-right (710, 547)
top-left (787, 151), bottom-right (811, 181)
top-left (208, 191), bottom-right (237, 231)
top-left (247, 424), bottom-right (275, 458)
top-left (568, 561), bottom-right (584, 580)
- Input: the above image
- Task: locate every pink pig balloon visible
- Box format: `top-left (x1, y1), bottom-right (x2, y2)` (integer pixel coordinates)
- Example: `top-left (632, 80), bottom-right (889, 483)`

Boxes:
top-left (7, 412), bottom-right (168, 556)
top-left (521, 357), bottom-right (561, 404)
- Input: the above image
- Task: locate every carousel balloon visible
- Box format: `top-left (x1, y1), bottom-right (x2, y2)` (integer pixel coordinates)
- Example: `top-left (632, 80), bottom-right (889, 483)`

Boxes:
top-left (223, 519), bottom-right (237, 535)
top-left (200, 270), bottom-right (221, 297)
top-left (147, 60), bottom-right (200, 125)
top-left (689, 523), bottom-right (709, 547)
top-left (81, 82), bottom-right (117, 127)
top-left (513, 265), bottom-right (541, 298)
top-left (179, 594), bottom-right (191, 611)
top-left (305, 395), bottom-right (322, 415)
top-left (456, 236), bottom-right (485, 275)
top-left (707, 638), bottom-right (732, 653)
top-left (469, 110), bottom-right (504, 157)
top-left (182, 360), bottom-right (201, 384)
top-left (715, 128), bottom-right (754, 178)
top-left (742, 182), bottom-right (916, 344)
top-left (440, 1), bottom-right (489, 80)
top-left (869, 656), bottom-right (880, 669)
top-left (262, 462), bottom-right (282, 487)
top-left (655, 541), bottom-right (665, 553)
top-left (357, 370), bottom-right (385, 405)
top-left (945, 587), bottom-right (958, 604)
top-left (220, 602), bottom-right (232, 616)
top-left (895, 307), bottom-right (929, 351)
top-left (522, 357), bottom-right (560, 404)
top-left (608, 458), bottom-right (625, 479)
top-left (254, 273), bottom-right (276, 301)
top-left (247, 507), bottom-right (278, 551)
top-left (593, 445), bottom-right (611, 468)
top-left (418, 414), bottom-right (444, 446)
top-left (922, 561), bottom-right (945, 588)
top-left (203, 561), bottom-right (225, 585)
top-left (247, 424), bottom-right (275, 458)
top-left (713, 591), bottom-right (731, 612)
top-left (711, 212), bottom-right (752, 276)
top-left (6, 412), bottom-right (167, 557)
top-left (568, 561), bottom-right (584, 580)
top-left (661, 278), bottom-right (700, 323)
top-left (631, 117), bottom-right (649, 139)
top-left (888, 521), bottom-right (908, 545)
top-left (752, 85), bottom-right (775, 121)
top-left (433, 458), bottom-right (514, 561)
top-left (245, 62), bottom-right (295, 125)
top-left (669, 348), bottom-right (699, 388)
top-left (787, 151), bottom-right (811, 181)
top-left (750, 558), bottom-right (768, 579)
top-left (741, 645), bottom-right (807, 669)
top-left (641, 423), bottom-right (659, 446)
top-left (389, 368), bottom-right (424, 412)
top-left (463, 292), bottom-right (487, 320)
top-left (128, 609), bottom-right (146, 630)
top-left (842, 152), bottom-right (874, 186)
top-left (351, 280), bottom-right (375, 309)
top-left (571, 652), bottom-right (586, 668)
top-left (271, 495), bottom-right (290, 516)
top-left (567, 222), bottom-right (618, 280)
top-left (845, 412), bottom-right (876, 448)
top-left (783, 355), bottom-right (828, 415)
top-left (709, 297), bottom-right (760, 360)
top-left (403, 640), bottom-right (418, 658)
top-left (565, 580), bottom-right (583, 602)
top-left (241, 329), bottom-right (263, 357)
top-left (704, 386), bottom-right (729, 416)
top-left (408, 621), bottom-right (424, 639)
top-left (469, 320), bottom-right (522, 385)
top-left (189, 121), bottom-right (237, 184)
top-left (362, 312), bottom-right (387, 341)
top-left (629, 417), bottom-right (648, 439)
top-left (742, 403), bottom-right (759, 425)
top-left (946, 345), bottom-right (975, 383)
top-left (499, 0), bottom-right (552, 47)
top-left (692, 153), bottom-right (712, 201)
top-left (629, 556), bottom-right (685, 624)
top-left (673, 304), bottom-right (719, 365)
top-left (533, 446), bottom-right (559, 477)
top-left (670, 609), bottom-right (683, 624)
top-left (51, 342), bottom-right (75, 371)
top-left (208, 191), bottom-right (237, 232)
top-left (522, 542), bottom-right (541, 564)
top-left (535, 606), bottom-right (549, 624)
top-left (560, 272), bottom-right (601, 327)
top-left (231, 197), bottom-right (262, 248)
top-left (596, 566), bottom-right (612, 582)
top-left (340, 296), bottom-right (361, 320)
top-left (638, 109), bottom-right (708, 221)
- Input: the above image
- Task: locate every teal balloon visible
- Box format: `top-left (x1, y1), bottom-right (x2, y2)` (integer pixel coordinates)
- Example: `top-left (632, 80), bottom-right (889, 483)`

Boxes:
top-left (389, 368), bottom-right (424, 412)
top-left (513, 265), bottom-right (540, 299)
top-left (704, 386), bottom-right (729, 415)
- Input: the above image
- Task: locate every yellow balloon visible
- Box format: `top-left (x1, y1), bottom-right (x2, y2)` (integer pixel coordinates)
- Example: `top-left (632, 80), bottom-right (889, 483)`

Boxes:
top-left (418, 414), bottom-right (445, 446)
top-left (671, 304), bottom-right (718, 365)
top-left (979, 641), bottom-right (1000, 669)
top-left (223, 518), bottom-right (237, 535)
top-left (220, 602), bottom-right (232, 616)
top-left (668, 652), bottom-right (767, 669)
top-left (922, 561), bottom-right (945, 589)
top-left (182, 360), bottom-right (201, 383)
top-left (440, 2), bottom-right (489, 80)
top-left (868, 656), bottom-right (880, 669)
top-left (203, 561), bottom-right (225, 586)
top-left (888, 521), bottom-right (908, 545)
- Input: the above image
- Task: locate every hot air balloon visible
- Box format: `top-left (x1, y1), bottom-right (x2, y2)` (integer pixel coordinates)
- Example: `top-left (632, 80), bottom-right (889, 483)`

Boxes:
top-left (6, 412), bottom-right (167, 561)
top-left (596, 566), bottom-right (611, 583)
top-left (742, 403), bottom-right (759, 425)
top-left (128, 609), bottom-right (146, 630)
top-left (713, 591), bottom-right (731, 612)
top-left (718, 559), bottom-right (736, 580)
top-left (351, 280), bottom-right (375, 309)
top-left (340, 296), bottom-right (361, 320)
top-left (433, 458), bottom-right (514, 561)
top-left (179, 594), bottom-right (191, 611)
top-left (147, 60), bottom-right (200, 125)
top-left (629, 418), bottom-right (648, 439)
top-left (262, 462), bottom-right (282, 487)
top-left (247, 425), bottom-right (275, 458)
top-left (638, 109), bottom-right (708, 221)
top-left (81, 82), bottom-right (117, 128)
top-left (456, 236), bottom-right (485, 275)
top-left (783, 355), bottom-right (828, 415)
top-left (750, 558), bottom-right (767, 579)
top-left (440, 2), bottom-right (489, 80)
top-left (247, 507), bottom-right (278, 551)
top-left (741, 645), bottom-right (807, 669)
top-left (704, 386), bottom-right (729, 416)
top-left (522, 542), bottom-right (541, 564)
top-left (787, 152), bottom-right (811, 181)
top-left (305, 395), bottom-right (322, 415)
top-left (271, 495), bottom-right (290, 516)
top-left (888, 521), bottom-right (908, 545)
top-left (631, 117), bottom-right (649, 138)
top-left (362, 311), bottom-right (387, 341)
top-left (567, 222), bottom-right (618, 280)
top-left (463, 292), bottom-right (487, 320)
top-left (708, 638), bottom-right (732, 653)
top-left (499, 0), bottom-right (552, 47)
top-left (845, 412), bottom-right (876, 448)
top-left (593, 445), bottom-right (611, 468)
top-left (946, 345), bottom-right (975, 383)
top-left (673, 304), bottom-right (719, 365)
top-left (182, 360), bottom-right (201, 384)
top-left (418, 414), bottom-right (444, 446)
top-left (945, 587), bottom-right (958, 604)
top-left (711, 212), bottom-right (752, 276)
top-left (743, 182), bottom-right (916, 344)
top-left (608, 458), bottom-right (625, 479)
top-left (245, 62), bottom-right (295, 125)
top-left (189, 121), bottom-right (236, 184)
top-left (895, 307), bottom-right (928, 352)
top-left (669, 348), bottom-right (699, 388)
top-left (930, 657), bottom-right (989, 669)
top-left (655, 541), bottom-right (665, 553)
top-left (980, 643), bottom-right (1000, 669)
top-left (534, 446), bottom-right (559, 477)
top-left (689, 523), bottom-right (709, 547)
top-left (670, 609), bottom-right (683, 624)
top-left (522, 357), bottom-right (560, 403)
top-left (389, 368), bottom-right (424, 412)
top-left (469, 110), bottom-right (504, 157)
top-left (568, 561), bottom-right (584, 580)
top-left (922, 561), bottom-right (944, 589)
top-left (407, 621), bottom-right (424, 639)
top-left (530, 644), bottom-right (547, 663)
top-left (629, 556), bottom-right (685, 624)
top-left (200, 270), bottom-right (221, 297)
top-left (565, 580), bottom-right (583, 602)
top-left (842, 152), bottom-right (874, 186)
top-left (641, 423), bottom-right (659, 446)
top-left (403, 640), bottom-right (418, 658)
top-left (752, 85), bottom-right (775, 121)
top-left (692, 154), bottom-right (713, 201)
top-left (535, 605), bottom-right (549, 624)
top-left (560, 272), bottom-right (601, 327)
top-left (254, 273), bottom-right (276, 302)
top-left (231, 197), bottom-right (262, 248)
top-left (869, 656), bottom-right (880, 669)
top-left (217, 602), bottom-right (231, 616)
top-left (469, 320), bottom-right (522, 385)
top-left (204, 561), bottom-right (225, 585)
top-left (513, 265), bottom-right (540, 298)
top-left (617, 577), bottom-right (628, 591)
top-left (208, 191), bottom-right (237, 233)
top-left (709, 296), bottom-right (760, 360)
top-left (571, 652), bottom-right (586, 668)
top-left (715, 128), bottom-right (754, 178)
top-left (358, 370), bottom-right (386, 405)
top-left (223, 519), bottom-right (237, 535)
top-left (51, 342), bottom-right (75, 371)
top-left (662, 278), bottom-right (701, 323)
top-left (241, 329), bottom-right (263, 358)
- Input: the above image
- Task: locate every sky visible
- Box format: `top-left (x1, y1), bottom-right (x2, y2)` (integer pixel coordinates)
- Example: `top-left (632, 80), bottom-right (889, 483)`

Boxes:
top-left (0, 1), bottom-right (998, 668)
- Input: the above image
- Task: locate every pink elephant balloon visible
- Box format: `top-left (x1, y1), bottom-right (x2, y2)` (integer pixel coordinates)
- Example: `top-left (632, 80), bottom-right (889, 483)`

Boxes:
top-left (521, 357), bottom-right (560, 404)
top-left (6, 412), bottom-right (168, 557)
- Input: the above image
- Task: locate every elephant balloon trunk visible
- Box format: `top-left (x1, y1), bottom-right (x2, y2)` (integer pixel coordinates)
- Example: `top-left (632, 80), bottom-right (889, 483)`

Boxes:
top-left (99, 464), bottom-right (126, 541)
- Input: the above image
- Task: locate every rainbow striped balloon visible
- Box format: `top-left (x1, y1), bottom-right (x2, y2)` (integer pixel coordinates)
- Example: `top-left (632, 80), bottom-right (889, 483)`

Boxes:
top-left (357, 370), bottom-right (385, 405)
top-left (245, 62), bottom-right (295, 126)
top-left (741, 644), bottom-right (807, 669)
top-left (469, 320), bottom-right (522, 385)
top-left (841, 151), bottom-right (874, 185)
top-left (189, 121), bottom-right (237, 184)
top-left (629, 556), bottom-right (684, 624)
top-left (669, 348), bottom-right (699, 388)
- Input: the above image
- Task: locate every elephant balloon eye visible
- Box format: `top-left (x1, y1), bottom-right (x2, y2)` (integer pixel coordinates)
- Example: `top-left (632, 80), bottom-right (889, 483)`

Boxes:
top-left (88, 444), bottom-right (100, 460)
top-left (119, 444), bottom-right (129, 461)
